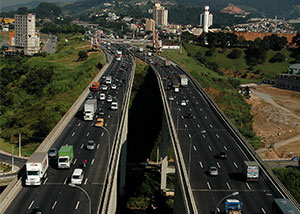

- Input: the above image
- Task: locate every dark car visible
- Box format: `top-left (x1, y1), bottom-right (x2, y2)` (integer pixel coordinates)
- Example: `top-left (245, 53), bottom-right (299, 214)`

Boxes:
top-left (31, 207), bottom-right (42, 214)
top-left (167, 75), bottom-right (172, 79)
top-left (183, 113), bottom-right (193, 119)
top-left (217, 151), bottom-right (227, 159)
top-left (48, 148), bottom-right (58, 158)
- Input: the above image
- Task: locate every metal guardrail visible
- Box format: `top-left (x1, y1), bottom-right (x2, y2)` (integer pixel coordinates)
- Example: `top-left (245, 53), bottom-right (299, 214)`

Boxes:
top-left (0, 59), bottom-right (112, 214)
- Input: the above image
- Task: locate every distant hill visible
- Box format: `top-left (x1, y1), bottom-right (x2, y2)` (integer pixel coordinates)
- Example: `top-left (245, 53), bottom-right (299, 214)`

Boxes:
top-left (1, 0), bottom-right (75, 11)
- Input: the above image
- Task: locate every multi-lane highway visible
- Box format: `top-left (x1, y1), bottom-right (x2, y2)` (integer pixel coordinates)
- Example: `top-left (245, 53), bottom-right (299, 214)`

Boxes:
top-left (5, 50), bottom-right (134, 214)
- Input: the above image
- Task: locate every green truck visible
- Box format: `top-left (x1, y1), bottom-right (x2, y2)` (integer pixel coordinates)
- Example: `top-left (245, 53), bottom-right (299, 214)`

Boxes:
top-left (58, 145), bottom-right (74, 169)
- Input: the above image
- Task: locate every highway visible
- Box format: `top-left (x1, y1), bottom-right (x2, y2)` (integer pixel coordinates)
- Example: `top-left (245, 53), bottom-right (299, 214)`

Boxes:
top-left (5, 49), bottom-right (134, 214)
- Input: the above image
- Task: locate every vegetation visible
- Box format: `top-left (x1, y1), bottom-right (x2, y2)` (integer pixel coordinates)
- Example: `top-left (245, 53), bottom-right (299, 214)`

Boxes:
top-left (0, 34), bottom-right (105, 155)
top-left (0, 162), bottom-right (12, 172)
top-left (273, 167), bottom-right (300, 203)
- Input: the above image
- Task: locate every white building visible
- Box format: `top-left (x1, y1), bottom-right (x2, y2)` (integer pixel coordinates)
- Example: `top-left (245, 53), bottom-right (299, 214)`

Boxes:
top-left (153, 3), bottom-right (168, 26)
top-left (200, 6), bottom-right (213, 33)
top-left (14, 13), bottom-right (40, 55)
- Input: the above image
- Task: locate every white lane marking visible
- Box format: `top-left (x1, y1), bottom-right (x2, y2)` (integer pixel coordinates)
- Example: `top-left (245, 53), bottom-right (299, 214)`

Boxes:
top-left (80, 144), bottom-right (84, 149)
top-left (101, 132), bottom-right (104, 137)
top-left (196, 102), bottom-right (198, 104)
top-left (84, 178), bottom-right (88, 185)
top-left (52, 201), bottom-right (57, 209)
top-left (200, 108), bottom-right (202, 111)
top-left (105, 123), bottom-right (108, 126)
top-left (208, 146), bottom-right (212, 151)
top-left (181, 115), bottom-right (184, 119)
top-left (207, 182), bottom-right (211, 189)
top-left (91, 123), bottom-right (94, 126)
top-left (193, 116), bottom-right (196, 119)
top-left (185, 124), bottom-right (187, 128)
top-left (87, 132), bottom-right (89, 136)
top-left (210, 124), bottom-right (213, 128)
top-left (188, 134), bottom-right (192, 138)
top-left (75, 201), bottom-right (80, 210)
top-left (43, 177), bottom-right (48, 185)
top-left (197, 124), bottom-right (200, 128)
top-left (246, 182), bottom-right (251, 190)
top-left (217, 162), bottom-right (221, 168)
top-left (224, 146), bottom-right (228, 151)
top-left (226, 182), bottom-right (231, 190)
top-left (108, 115), bottom-right (111, 118)
top-left (45, 172), bottom-right (48, 177)
top-left (97, 144), bottom-right (100, 149)
top-left (193, 146), bottom-right (197, 151)
top-left (204, 116), bottom-right (207, 119)
top-left (216, 134), bottom-right (219, 138)
top-left (176, 101), bottom-right (178, 105)
top-left (178, 108), bottom-right (181, 111)
top-left (261, 208), bottom-right (266, 214)
top-left (202, 134), bottom-right (206, 139)
top-left (217, 208), bottom-right (220, 213)
top-left (64, 177), bottom-right (68, 185)
top-left (73, 159), bottom-right (77, 165)
top-left (189, 108), bottom-right (192, 111)
top-left (199, 161), bottom-right (203, 168)
top-left (233, 162), bottom-right (238, 168)
top-left (78, 123), bottom-right (81, 127)
top-left (72, 132), bottom-right (75, 137)
top-left (28, 201), bottom-right (34, 209)
top-left (91, 159), bottom-right (95, 165)
top-left (193, 96), bottom-right (195, 99)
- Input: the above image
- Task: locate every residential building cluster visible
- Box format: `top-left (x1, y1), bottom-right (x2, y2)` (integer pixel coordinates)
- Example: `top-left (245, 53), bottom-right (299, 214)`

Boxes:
top-left (232, 18), bottom-right (296, 34)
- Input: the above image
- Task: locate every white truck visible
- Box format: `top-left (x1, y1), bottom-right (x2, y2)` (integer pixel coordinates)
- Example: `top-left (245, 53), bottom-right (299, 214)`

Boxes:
top-left (84, 99), bottom-right (97, 121)
top-left (25, 152), bottom-right (49, 186)
top-left (139, 47), bottom-right (144, 52)
top-left (179, 74), bottom-right (188, 87)
top-left (106, 75), bottom-right (112, 84)
top-left (242, 161), bottom-right (259, 181)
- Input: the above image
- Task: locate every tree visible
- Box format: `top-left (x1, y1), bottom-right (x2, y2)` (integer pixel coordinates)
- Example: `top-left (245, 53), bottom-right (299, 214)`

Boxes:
top-left (269, 52), bottom-right (286, 63)
top-left (78, 50), bottom-right (88, 61)
top-left (227, 49), bottom-right (242, 59)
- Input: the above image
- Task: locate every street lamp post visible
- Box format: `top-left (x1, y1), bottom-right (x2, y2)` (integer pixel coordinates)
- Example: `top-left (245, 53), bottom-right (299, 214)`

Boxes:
top-left (215, 191), bottom-right (239, 214)
top-left (189, 130), bottom-right (206, 177)
top-left (68, 183), bottom-right (91, 214)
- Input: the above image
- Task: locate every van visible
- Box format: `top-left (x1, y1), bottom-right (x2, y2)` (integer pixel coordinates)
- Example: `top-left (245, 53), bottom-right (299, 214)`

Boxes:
top-left (71, 168), bottom-right (84, 185)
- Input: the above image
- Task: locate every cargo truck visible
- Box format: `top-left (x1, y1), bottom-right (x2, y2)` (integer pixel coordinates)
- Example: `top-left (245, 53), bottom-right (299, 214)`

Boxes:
top-left (91, 81), bottom-right (100, 92)
top-left (58, 145), bottom-right (74, 169)
top-left (172, 79), bottom-right (180, 93)
top-left (165, 60), bottom-right (171, 67)
top-left (242, 161), bottom-right (259, 181)
top-left (179, 74), bottom-right (188, 87)
top-left (225, 199), bottom-right (243, 214)
top-left (25, 152), bottom-right (49, 186)
top-left (83, 99), bottom-right (97, 121)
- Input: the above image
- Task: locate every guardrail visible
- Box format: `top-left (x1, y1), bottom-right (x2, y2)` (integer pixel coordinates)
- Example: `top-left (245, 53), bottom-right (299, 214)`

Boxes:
top-left (0, 58), bottom-right (112, 214)
top-left (98, 52), bottom-right (136, 213)
top-left (175, 65), bottom-right (300, 211)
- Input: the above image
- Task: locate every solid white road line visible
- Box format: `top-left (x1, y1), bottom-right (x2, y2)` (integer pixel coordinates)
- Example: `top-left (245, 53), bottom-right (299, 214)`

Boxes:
top-left (43, 177), bottom-right (48, 185)
top-left (72, 132), bottom-right (75, 137)
top-left (199, 161), bottom-right (203, 168)
top-left (52, 201), bottom-right (57, 209)
top-left (233, 162), bottom-right (238, 168)
top-left (75, 201), bottom-right (80, 209)
top-left (246, 182), bottom-right (251, 190)
top-left (91, 159), bottom-right (95, 165)
top-left (73, 159), bottom-right (77, 165)
top-left (28, 200), bottom-right (34, 209)
top-left (207, 182), bottom-right (211, 189)
top-left (226, 182), bottom-right (231, 190)
top-left (193, 146), bottom-right (197, 151)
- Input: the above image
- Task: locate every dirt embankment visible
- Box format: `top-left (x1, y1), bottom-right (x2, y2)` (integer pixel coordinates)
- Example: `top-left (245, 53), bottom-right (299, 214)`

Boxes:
top-left (246, 84), bottom-right (300, 159)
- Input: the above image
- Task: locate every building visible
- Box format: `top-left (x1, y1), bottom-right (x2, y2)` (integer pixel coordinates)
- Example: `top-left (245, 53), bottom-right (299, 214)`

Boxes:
top-left (145, 18), bottom-right (155, 32)
top-left (14, 13), bottom-right (40, 56)
top-left (153, 3), bottom-right (168, 26)
top-left (274, 64), bottom-right (300, 92)
top-left (200, 6), bottom-right (213, 33)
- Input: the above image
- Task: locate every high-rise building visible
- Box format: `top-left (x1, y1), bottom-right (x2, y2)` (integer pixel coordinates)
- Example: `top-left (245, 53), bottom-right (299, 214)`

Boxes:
top-left (200, 6), bottom-right (213, 33)
top-left (14, 13), bottom-right (40, 55)
top-left (145, 18), bottom-right (155, 32)
top-left (153, 3), bottom-right (168, 27)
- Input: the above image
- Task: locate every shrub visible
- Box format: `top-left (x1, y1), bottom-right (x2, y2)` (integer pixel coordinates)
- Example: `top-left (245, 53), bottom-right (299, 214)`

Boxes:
top-left (269, 52), bottom-right (286, 63)
top-left (227, 49), bottom-right (242, 59)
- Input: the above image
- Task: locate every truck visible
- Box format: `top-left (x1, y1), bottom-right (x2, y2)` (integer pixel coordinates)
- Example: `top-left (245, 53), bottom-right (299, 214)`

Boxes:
top-left (147, 52), bottom-right (152, 56)
top-left (242, 161), bottom-right (259, 181)
top-left (165, 60), bottom-right (171, 67)
top-left (106, 75), bottom-right (112, 84)
top-left (58, 145), bottom-right (74, 169)
top-left (139, 47), bottom-right (144, 52)
top-left (225, 199), bottom-right (243, 214)
top-left (172, 78), bottom-right (180, 93)
top-left (25, 152), bottom-right (49, 186)
top-left (83, 99), bottom-right (97, 121)
top-left (91, 81), bottom-right (100, 92)
top-left (115, 50), bottom-right (122, 61)
top-left (179, 74), bottom-right (188, 87)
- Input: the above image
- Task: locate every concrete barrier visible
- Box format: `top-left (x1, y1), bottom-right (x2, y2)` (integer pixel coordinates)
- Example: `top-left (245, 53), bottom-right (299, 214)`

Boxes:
top-left (0, 57), bottom-right (112, 214)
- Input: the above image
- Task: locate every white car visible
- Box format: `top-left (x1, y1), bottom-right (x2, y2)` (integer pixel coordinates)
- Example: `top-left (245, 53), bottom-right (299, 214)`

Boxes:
top-left (71, 168), bottom-right (84, 185)
top-left (111, 84), bottom-right (117, 90)
top-left (111, 102), bottom-right (118, 110)
top-left (181, 100), bottom-right (187, 106)
top-left (102, 85), bottom-right (108, 90)
top-left (168, 96), bottom-right (174, 101)
top-left (107, 96), bottom-right (113, 102)
top-left (99, 93), bottom-right (106, 100)
top-left (209, 166), bottom-right (219, 176)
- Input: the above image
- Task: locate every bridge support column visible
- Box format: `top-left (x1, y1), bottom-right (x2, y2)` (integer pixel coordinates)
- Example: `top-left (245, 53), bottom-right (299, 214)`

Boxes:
top-left (173, 173), bottom-right (187, 214)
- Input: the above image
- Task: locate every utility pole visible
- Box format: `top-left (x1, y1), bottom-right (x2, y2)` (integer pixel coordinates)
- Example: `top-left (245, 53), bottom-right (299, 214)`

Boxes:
top-left (19, 133), bottom-right (21, 157)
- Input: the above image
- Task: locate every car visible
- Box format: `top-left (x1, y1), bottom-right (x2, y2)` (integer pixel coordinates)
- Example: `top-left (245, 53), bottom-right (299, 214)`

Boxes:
top-left (86, 140), bottom-right (96, 150)
top-left (31, 207), bottom-right (42, 214)
top-left (291, 157), bottom-right (299, 161)
top-left (71, 168), bottom-right (84, 184)
top-left (102, 85), bottom-right (108, 90)
top-left (168, 96), bottom-right (174, 101)
top-left (95, 118), bottom-right (104, 127)
top-left (209, 166), bottom-right (219, 176)
top-left (181, 100), bottom-right (187, 106)
top-left (183, 113), bottom-right (193, 119)
top-left (102, 75), bottom-right (106, 79)
top-left (87, 93), bottom-right (93, 99)
top-left (217, 151), bottom-right (227, 159)
top-left (119, 68), bottom-right (125, 72)
top-left (98, 108), bottom-right (105, 116)
top-left (99, 93), bottom-right (106, 100)
top-left (111, 102), bottom-right (118, 110)
top-left (167, 75), bottom-right (172, 79)
top-left (107, 95), bottom-right (113, 102)
top-left (111, 84), bottom-right (117, 90)
top-left (48, 148), bottom-right (57, 158)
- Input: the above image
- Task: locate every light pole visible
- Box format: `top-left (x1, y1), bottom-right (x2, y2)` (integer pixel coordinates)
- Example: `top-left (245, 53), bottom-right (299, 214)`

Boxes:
top-left (68, 183), bottom-right (91, 214)
top-left (99, 126), bottom-right (111, 156)
top-left (189, 130), bottom-right (206, 177)
top-left (215, 191), bottom-right (239, 214)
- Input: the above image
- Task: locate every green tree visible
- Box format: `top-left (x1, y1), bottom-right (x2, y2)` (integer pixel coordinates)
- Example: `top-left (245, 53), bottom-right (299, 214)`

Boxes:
top-left (269, 52), bottom-right (286, 63)
top-left (78, 50), bottom-right (88, 61)
top-left (227, 49), bottom-right (242, 59)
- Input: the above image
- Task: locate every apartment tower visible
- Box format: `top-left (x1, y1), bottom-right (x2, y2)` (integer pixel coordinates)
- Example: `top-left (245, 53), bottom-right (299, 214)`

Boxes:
top-left (200, 6), bottom-right (213, 33)
top-left (153, 3), bottom-right (168, 27)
